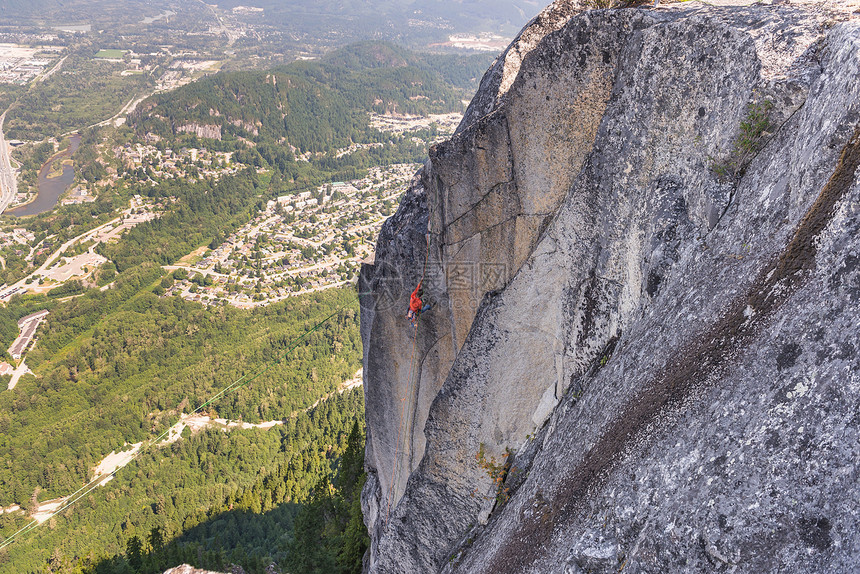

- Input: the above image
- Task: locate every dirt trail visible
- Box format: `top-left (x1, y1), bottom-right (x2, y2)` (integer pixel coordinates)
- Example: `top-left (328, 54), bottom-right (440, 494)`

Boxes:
top-left (25, 369), bottom-right (364, 523)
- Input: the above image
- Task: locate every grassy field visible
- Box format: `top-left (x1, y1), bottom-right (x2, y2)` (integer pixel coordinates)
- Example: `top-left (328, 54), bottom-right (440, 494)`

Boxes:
top-left (94, 49), bottom-right (126, 59)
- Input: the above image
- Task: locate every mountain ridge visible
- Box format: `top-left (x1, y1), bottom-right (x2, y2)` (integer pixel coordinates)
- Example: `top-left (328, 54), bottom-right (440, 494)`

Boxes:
top-left (131, 43), bottom-right (493, 153)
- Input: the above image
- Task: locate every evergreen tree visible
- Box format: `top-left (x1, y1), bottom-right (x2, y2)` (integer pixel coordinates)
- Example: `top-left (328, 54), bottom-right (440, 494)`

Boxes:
top-left (126, 536), bottom-right (143, 573)
top-left (284, 478), bottom-right (338, 574)
top-left (335, 421), bottom-right (369, 574)
top-left (148, 526), bottom-right (164, 554)
top-left (337, 421), bottom-right (364, 495)
top-left (338, 474), bottom-right (369, 574)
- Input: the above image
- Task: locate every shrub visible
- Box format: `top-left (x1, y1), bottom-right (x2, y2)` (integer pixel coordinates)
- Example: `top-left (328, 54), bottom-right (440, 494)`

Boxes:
top-left (475, 444), bottom-right (518, 506)
top-left (710, 99), bottom-right (774, 180)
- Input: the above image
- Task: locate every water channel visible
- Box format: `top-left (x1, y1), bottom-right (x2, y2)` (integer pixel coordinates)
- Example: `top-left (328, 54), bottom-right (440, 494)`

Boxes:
top-left (7, 134), bottom-right (80, 217)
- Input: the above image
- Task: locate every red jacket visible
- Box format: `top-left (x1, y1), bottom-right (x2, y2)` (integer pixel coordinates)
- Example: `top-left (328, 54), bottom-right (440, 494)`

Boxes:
top-left (409, 284), bottom-right (423, 312)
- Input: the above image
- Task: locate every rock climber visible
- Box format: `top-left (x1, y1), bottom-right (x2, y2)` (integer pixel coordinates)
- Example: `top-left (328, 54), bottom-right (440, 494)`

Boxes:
top-left (406, 283), bottom-right (431, 327)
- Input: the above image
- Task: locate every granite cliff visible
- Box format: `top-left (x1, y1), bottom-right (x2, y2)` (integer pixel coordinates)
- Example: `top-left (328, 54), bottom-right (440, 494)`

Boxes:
top-left (359, 1), bottom-right (860, 572)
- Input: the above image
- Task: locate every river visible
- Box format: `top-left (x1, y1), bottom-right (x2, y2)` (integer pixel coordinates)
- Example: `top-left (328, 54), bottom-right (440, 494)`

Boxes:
top-left (7, 134), bottom-right (80, 217)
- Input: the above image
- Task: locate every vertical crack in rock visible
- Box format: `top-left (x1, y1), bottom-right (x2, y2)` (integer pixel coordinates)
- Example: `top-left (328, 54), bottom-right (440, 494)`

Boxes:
top-left (363, 6), bottom-right (860, 572)
top-left (481, 124), bottom-right (860, 573)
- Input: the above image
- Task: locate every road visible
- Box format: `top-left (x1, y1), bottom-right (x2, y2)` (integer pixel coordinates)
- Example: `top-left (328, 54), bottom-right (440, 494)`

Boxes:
top-left (0, 210), bottom-right (156, 300)
top-left (36, 54), bottom-right (67, 83)
top-left (195, 0), bottom-right (240, 46)
top-left (92, 92), bottom-right (151, 129)
top-left (60, 91), bottom-right (155, 138)
top-left (0, 111), bottom-right (18, 215)
top-left (239, 279), bottom-right (352, 308)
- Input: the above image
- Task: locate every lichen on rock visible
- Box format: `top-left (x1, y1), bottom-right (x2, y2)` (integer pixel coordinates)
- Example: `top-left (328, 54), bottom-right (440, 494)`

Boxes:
top-left (360, 2), bottom-right (860, 572)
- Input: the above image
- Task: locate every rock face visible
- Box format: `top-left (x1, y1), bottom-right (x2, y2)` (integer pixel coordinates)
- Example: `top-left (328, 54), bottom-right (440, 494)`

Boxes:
top-left (359, 2), bottom-right (860, 573)
top-left (176, 123), bottom-right (223, 140)
top-left (163, 565), bottom-right (226, 574)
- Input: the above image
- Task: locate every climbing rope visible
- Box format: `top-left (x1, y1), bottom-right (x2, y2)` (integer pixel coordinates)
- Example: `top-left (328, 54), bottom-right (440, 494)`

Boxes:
top-left (384, 206), bottom-right (434, 524)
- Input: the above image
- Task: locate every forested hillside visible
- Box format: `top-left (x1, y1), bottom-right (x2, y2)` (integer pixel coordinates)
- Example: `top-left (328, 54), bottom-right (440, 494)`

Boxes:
top-left (0, 390), bottom-right (368, 574)
top-left (131, 43), bottom-right (492, 153)
top-left (0, 283), bottom-right (360, 503)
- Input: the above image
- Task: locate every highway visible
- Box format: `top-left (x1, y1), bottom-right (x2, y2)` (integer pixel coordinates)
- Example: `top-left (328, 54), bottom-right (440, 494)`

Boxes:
top-left (0, 111), bottom-right (18, 214)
